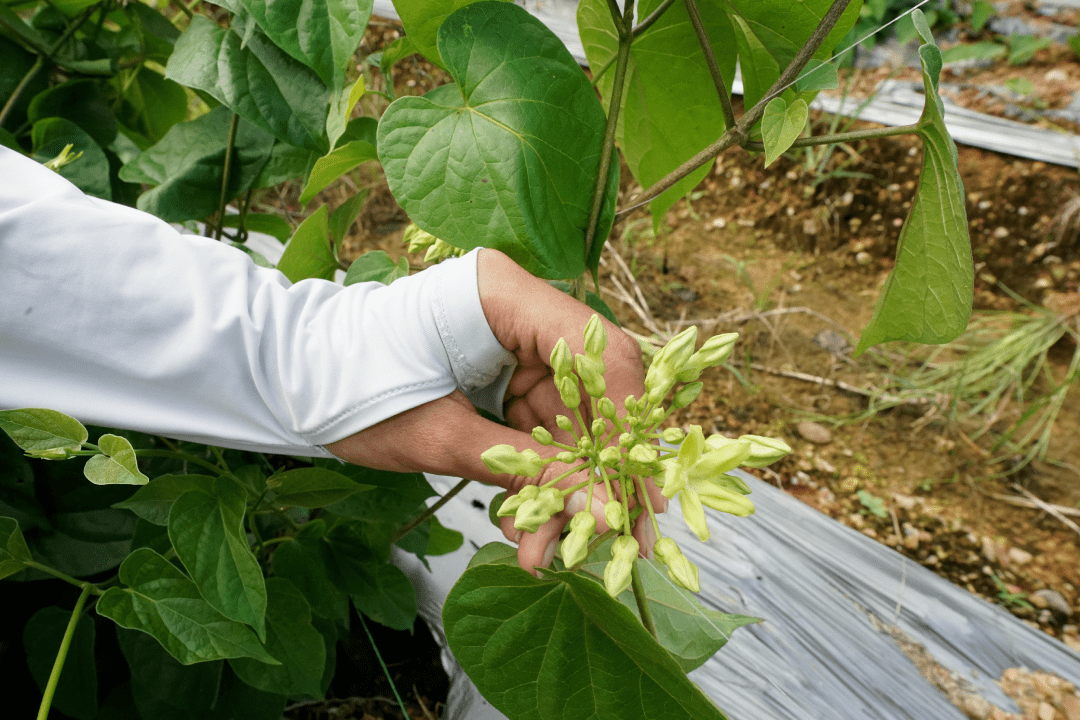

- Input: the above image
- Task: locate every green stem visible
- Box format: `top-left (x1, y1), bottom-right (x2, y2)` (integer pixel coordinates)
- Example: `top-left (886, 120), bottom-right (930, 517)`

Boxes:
top-left (634, 0), bottom-right (678, 36)
top-left (390, 478), bottom-right (470, 543)
top-left (215, 113), bottom-right (240, 240)
top-left (37, 584), bottom-right (93, 720)
top-left (683, 0), bottom-right (735, 130)
top-left (630, 561), bottom-right (657, 640)
top-left (359, 612), bottom-right (411, 717)
top-left (0, 56), bottom-right (43, 130)
top-left (134, 449), bottom-right (228, 475)
top-left (23, 561), bottom-right (104, 593)
top-left (744, 122), bottom-right (921, 151)
top-left (174, 0), bottom-right (194, 19)
top-left (581, 0), bottom-right (635, 281)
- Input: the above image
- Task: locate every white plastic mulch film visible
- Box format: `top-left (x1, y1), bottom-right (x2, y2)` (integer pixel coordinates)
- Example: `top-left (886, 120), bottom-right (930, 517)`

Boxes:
top-left (399, 471), bottom-right (1080, 720)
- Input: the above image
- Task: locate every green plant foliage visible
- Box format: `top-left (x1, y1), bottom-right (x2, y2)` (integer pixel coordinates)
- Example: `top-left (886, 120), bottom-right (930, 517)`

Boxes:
top-left (24, 607), bottom-right (98, 720)
top-left (112, 474), bottom-right (218, 525)
top-left (856, 489), bottom-right (888, 518)
top-left (970, 0), bottom-right (994, 33)
top-left (298, 140), bottom-right (378, 205)
top-left (117, 627), bottom-right (225, 720)
top-left (1005, 34), bottom-right (1052, 65)
top-left (119, 106), bottom-right (277, 223)
top-left (166, 15), bottom-right (331, 152)
top-left (330, 189), bottom-right (368, 257)
top-left (228, 578), bottom-right (326, 698)
top-left (578, 0), bottom-right (733, 230)
top-left (277, 204), bottom-right (338, 282)
top-left (217, 0), bottom-right (373, 89)
top-left (266, 466), bottom-right (372, 507)
top-left (390, 0), bottom-right (508, 70)
top-left (84, 433), bottom-right (149, 486)
top-left (271, 520), bottom-right (351, 621)
top-left (97, 548), bottom-right (279, 665)
top-left (0, 408), bottom-right (87, 458)
top-left (167, 477), bottom-right (268, 638)
top-left (220, 213), bottom-right (294, 244)
top-left (114, 70), bottom-right (189, 147)
top-left (855, 10), bottom-right (972, 354)
top-left (325, 524), bottom-right (418, 630)
top-left (31, 117), bottom-right (112, 200)
top-left (378, 1), bottom-right (618, 279)
top-left (443, 562), bottom-right (731, 720)
top-left (343, 250), bottom-right (411, 286)
top-left (762, 97), bottom-right (808, 167)
top-left (940, 41), bottom-right (1006, 64)
top-left (0, 516), bottom-right (32, 579)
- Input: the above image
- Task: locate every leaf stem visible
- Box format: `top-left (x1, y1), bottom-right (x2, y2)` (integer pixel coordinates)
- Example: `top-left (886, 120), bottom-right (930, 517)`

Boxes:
top-left (582, 0), bottom-right (635, 279)
top-left (0, 56), bottom-right (43, 130)
top-left (215, 112), bottom-right (241, 240)
top-left (390, 478), bottom-right (470, 543)
top-left (24, 561), bottom-right (104, 594)
top-left (683, 0), bottom-right (735, 129)
top-left (134, 449), bottom-right (228, 475)
top-left (37, 584), bottom-right (93, 720)
top-left (630, 561), bottom-right (657, 640)
top-left (614, 0), bottom-right (854, 221)
top-left (744, 122), bottom-right (921, 151)
top-left (358, 612), bottom-right (411, 717)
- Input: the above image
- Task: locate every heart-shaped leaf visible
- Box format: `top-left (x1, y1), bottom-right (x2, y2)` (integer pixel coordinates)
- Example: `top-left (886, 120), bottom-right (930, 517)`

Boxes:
top-left (84, 434), bottom-right (149, 486)
top-left (277, 204), bottom-right (336, 282)
top-left (266, 467), bottom-right (372, 508)
top-left (854, 10), bottom-right (972, 354)
top-left (761, 97), bottom-right (808, 167)
top-left (379, 1), bottom-right (616, 279)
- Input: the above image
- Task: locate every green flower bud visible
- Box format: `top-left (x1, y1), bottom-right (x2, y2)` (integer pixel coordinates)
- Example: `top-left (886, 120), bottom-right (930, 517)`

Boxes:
top-left (604, 536), bottom-right (639, 597)
top-left (514, 487), bottom-right (565, 533)
top-left (560, 511), bottom-right (596, 568)
top-left (654, 537), bottom-right (700, 593)
top-left (481, 445), bottom-right (543, 477)
top-left (550, 338), bottom-right (573, 379)
top-left (603, 500), bottom-right (626, 531)
top-left (645, 376), bottom-right (674, 405)
top-left (674, 365), bottom-right (703, 383)
top-left (557, 376), bottom-right (581, 409)
top-left (598, 446), bottom-right (621, 466)
top-left (658, 327), bottom-right (699, 373)
top-left (695, 481), bottom-right (756, 517)
top-left (691, 332), bottom-right (739, 368)
top-left (738, 434), bottom-right (792, 468)
top-left (556, 451), bottom-right (578, 464)
top-left (576, 435), bottom-right (593, 451)
top-left (619, 432), bottom-right (634, 447)
top-left (556, 415), bottom-right (574, 433)
top-left (584, 314), bottom-right (607, 359)
top-left (645, 407), bottom-right (666, 427)
top-left (591, 418), bottom-right (607, 439)
top-left (496, 484), bottom-right (539, 517)
top-left (628, 444), bottom-right (658, 465)
top-left (662, 427), bottom-right (686, 443)
top-left (598, 397), bottom-right (618, 420)
top-left (624, 395), bottom-right (639, 414)
top-left (691, 438), bottom-right (752, 478)
top-left (672, 382), bottom-right (704, 409)
top-left (532, 426), bottom-right (554, 445)
top-left (574, 354), bottom-right (606, 398)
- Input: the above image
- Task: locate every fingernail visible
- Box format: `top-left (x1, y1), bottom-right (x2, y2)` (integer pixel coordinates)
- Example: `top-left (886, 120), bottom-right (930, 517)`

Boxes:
top-left (514, 530), bottom-right (523, 544)
top-left (566, 490), bottom-right (586, 515)
top-left (642, 522), bottom-right (657, 558)
top-left (541, 539), bottom-right (557, 567)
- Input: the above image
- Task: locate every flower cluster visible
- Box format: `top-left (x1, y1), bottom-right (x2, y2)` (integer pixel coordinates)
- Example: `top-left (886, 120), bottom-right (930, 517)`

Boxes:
top-left (402, 224), bottom-right (465, 263)
top-left (481, 316), bottom-right (791, 597)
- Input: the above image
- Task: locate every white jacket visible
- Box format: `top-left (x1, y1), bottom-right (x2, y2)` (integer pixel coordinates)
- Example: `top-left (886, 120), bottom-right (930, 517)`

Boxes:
top-left (0, 147), bottom-right (514, 457)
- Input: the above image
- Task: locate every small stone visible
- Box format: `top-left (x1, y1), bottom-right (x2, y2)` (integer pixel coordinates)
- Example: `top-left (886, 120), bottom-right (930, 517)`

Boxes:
top-left (963, 695), bottom-right (993, 720)
top-left (1009, 547), bottom-right (1034, 566)
top-left (993, 226), bottom-right (1010, 239)
top-left (813, 456), bottom-right (837, 474)
top-left (1031, 589), bottom-right (1073, 618)
top-left (855, 251), bottom-right (873, 265)
top-left (1064, 634), bottom-right (1080, 654)
top-left (1038, 701), bottom-right (1056, 720)
top-left (797, 421), bottom-right (832, 444)
top-left (1039, 609), bottom-right (1054, 625)
top-left (1031, 593), bottom-right (1050, 609)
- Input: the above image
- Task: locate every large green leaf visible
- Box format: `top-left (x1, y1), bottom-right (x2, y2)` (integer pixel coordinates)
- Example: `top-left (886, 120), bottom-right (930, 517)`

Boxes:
top-left (297, 140), bottom-right (378, 205)
top-left (0, 516), bottom-right (32, 580)
top-left (325, 524), bottom-right (417, 630)
top-left (378, 1), bottom-right (617, 279)
top-left (0, 408), bottom-right (87, 459)
top-left (277, 204), bottom-right (337, 282)
top-left (84, 433), bottom-right (149, 486)
top-left (267, 466), bottom-right (372, 507)
top-left (24, 607), bottom-right (97, 720)
top-left (578, 0), bottom-right (733, 229)
top-left (443, 562), bottom-right (730, 719)
top-left (219, 0), bottom-right (372, 89)
top-left (271, 520), bottom-right (350, 621)
top-left (390, 0), bottom-right (506, 70)
top-left (119, 106), bottom-right (276, 222)
top-left (854, 11), bottom-right (972, 354)
top-left (113, 474), bottom-right (217, 526)
top-left (165, 15), bottom-right (330, 152)
top-left (321, 462), bottom-right (434, 524)
top-left (229, 578), bottom-right (326, 698)
top-left (117, 628), bottom-right (223, 720)
top-left (28, 79), bottom-right (117, 147)
top-left (114, 69), bottom-right (189, 145)
top-left (168, 477), bottom-right (267, 639)
top-left (96, 548), bottom-right (278, 665)
top-left (30, 118), bottom-right (112, 201)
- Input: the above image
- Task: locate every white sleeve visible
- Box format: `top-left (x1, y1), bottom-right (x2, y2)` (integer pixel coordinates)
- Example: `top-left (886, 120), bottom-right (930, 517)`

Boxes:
top-left (0, 147), bottom-right (515, 457)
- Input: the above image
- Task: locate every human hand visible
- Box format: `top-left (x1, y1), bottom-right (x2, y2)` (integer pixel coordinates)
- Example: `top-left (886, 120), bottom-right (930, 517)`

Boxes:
top-left (326, 249), bottom-right (666, 574)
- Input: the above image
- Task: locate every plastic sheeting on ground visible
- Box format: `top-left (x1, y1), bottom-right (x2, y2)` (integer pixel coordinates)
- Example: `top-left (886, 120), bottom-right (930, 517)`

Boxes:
top-left (397, 471), bottom-right (1080, 720)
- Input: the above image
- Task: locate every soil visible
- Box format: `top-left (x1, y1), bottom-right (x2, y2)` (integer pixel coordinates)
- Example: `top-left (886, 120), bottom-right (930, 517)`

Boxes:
top-left (266, 8), bottom-right (1080, 720)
